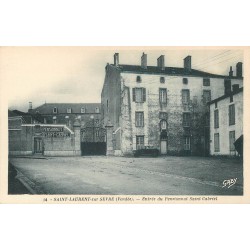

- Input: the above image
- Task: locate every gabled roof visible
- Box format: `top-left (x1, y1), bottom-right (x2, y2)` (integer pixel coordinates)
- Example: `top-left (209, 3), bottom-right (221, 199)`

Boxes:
top-left (30, 103), bottom-right (101, 115)
top-left (209, 87), bottom-right (243, 105)
top-left (115, 64), bottom-right (242, 79)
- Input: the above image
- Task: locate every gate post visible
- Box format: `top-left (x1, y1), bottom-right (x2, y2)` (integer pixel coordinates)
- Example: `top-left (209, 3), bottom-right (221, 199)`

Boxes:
top-left (105, 120), bottom-right (114, 156)
top-left (73, 119), bottom-right (81, 156)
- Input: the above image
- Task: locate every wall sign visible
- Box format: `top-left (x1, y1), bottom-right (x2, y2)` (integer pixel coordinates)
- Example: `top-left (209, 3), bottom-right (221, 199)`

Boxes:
top-left (41, 127), bottom-right (65, 137)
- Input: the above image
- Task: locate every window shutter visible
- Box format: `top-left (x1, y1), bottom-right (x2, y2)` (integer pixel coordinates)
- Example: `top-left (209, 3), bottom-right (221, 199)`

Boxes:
top-left (143, 88), bottom-right (146, 102)
top-left (132, 88), bottom-right (136, 102)
top-left (232, 105), bottom-right (235, 124)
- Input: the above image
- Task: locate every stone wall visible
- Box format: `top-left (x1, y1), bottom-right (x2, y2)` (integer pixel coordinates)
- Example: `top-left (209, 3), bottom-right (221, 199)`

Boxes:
top-left (119, 72), bottom-right (243, 156)
top-left (8, 119), bottom-right (81, 156)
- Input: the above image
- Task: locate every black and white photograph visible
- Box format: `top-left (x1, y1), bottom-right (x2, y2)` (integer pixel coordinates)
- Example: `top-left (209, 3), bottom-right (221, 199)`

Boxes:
top-left (1, 47), bottom-right (247, 202)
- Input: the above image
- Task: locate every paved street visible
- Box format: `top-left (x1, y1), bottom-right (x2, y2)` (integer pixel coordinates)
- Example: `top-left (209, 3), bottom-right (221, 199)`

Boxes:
top-left (9, 156), bottom-right (243, 195)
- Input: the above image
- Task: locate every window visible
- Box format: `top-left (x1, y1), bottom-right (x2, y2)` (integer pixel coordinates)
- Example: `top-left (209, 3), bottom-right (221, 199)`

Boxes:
top-left (136, 136), bottom-right (144, 150)
top-left (107, 100), bottom-right (109, 113)
top-left (224, 79), bottom-right (231, 95)
top-left (53, 107), bottom-right (58, 113)
top-left (95, 119), bottom-right (99, 126)
top-left (183, 113), bottom-right (191, 127)
top-left (229, 131), bottom-right (235, 152)
top-left (159, 88), bottom-right (167, 104)
top-left (65, 116), bottom-right (69, 126)
top-left (230, 95), bottom-right (233, 103)
top-left (95, 130), bottom-right (99, 138)
top-left (95, 107), bottom-right (100, 113)
top-left (136, 76), bottom-right (142, 83)
top-left (53, 116), bottom-right (57, 124)
top-left (214, 133), bottom-right (220, 152)
top-left (184, 137), bottom-right (191, 150)
top-left (203, 90), bottom-right (211, 103)
top-left (183, 78), bottom-right (188, 84)
top-left (193, 96), bottom-right (198, 105)
top-left (229, 104), bottom-right (235, 125)
top-left (182, 89), bottom-right (190, 104)
top-left (81, 107), bottom-right (86, 113)
top-left (214, 109), bottom-right (219, 128)
top-left (132, 88), bottom-right (146, 103)
top-left (203, 78), bottom-right (210, 86)
top-left (160, 77), bottom-right (165, 83)
top-left (159, 112), bottom-right (167, 120)
top-left (160, 120), bottom-right (167, 130)
top-left (67, 108), bottom-right (72, 113)
top-left (135, 112), bottom-right (144, 127)
top-left (215, 102), bottom-right (217, 108)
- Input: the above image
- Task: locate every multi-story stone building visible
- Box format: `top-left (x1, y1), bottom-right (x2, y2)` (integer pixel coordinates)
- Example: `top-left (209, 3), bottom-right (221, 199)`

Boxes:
top-left (28, 102), bottom-right (101, 130)
top-left (101, 53), bottom-right (243, 156)
top-left (209, 87), bottom-right (243, 156)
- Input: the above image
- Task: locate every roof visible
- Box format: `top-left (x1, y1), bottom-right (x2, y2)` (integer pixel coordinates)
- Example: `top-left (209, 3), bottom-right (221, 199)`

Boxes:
top-left (8, 109), bottom-right (44, 123)
top-left (209, 87), bottom-right (243, 105)
top-left (30, 103), bottom-right (101, 114)
top-left (114, 64), bottom-right (242, 79)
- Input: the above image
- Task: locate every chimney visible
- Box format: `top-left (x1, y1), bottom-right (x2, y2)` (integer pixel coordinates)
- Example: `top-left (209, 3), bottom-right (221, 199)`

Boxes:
top-left (157, 55), bottom-right (165, 70)
top-left (141, 52), bottom-right (147, 69)
top-left (229, 66), bottom-right (233, 77)
top-left (184, 56), bottom-right (192, 71)
top-left (236, 62), bottom-right (243, 78)
top-left (28, 102), bottom-right (32, 113)
top-left (232, 84), bottom-right (239, 92)
top-left (114, 53), bottom-right (119, 66)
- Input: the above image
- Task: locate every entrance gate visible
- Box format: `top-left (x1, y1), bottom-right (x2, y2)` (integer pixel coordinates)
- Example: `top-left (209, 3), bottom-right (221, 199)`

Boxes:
top-left (80, 119), bottom-right (106, 156)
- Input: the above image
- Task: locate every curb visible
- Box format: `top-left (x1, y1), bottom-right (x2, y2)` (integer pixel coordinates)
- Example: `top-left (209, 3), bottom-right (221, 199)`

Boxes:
top-left (15, 169), bottom-right (45, 194)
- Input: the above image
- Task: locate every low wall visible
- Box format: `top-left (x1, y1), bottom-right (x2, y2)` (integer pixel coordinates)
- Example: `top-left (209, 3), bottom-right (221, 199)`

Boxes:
top-left (8, 122), bottom-right (81, 157)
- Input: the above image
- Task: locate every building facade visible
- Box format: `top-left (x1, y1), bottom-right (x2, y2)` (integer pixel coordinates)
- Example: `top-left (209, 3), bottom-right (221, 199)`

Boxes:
top-left (28, 102), bottom-right (101, 130)
top-left (209, 87), bottom-right (243, 156)
top-left (101, 53), bottom-right (243, 156)
top-left (8, 115), bottom-right (81, 156)
top-left (9, 103), bottom-right (106, 156)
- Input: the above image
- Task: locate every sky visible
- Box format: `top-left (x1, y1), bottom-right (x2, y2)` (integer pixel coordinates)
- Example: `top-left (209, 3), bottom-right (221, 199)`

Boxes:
top-left (0, 47), bottom-right (243, 112)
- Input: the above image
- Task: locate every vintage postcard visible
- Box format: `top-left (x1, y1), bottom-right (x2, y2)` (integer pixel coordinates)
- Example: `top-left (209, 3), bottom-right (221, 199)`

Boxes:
top-left (0, 46), bottom-right (249, 204)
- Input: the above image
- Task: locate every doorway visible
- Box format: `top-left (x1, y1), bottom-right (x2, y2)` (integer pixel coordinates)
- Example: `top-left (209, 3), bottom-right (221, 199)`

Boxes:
top-left (160, 140), bottom-right (167, 154)
top-left (34, 137), bottom-right (43, 154)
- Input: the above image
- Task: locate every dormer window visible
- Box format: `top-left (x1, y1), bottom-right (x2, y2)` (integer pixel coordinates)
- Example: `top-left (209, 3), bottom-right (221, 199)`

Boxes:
top-left (95, 107), bottom-right (100, 113)
top-left (81, 107), bottom-right (86, 113)
top-left (160, 77), bottom-right (165, 83)
top-left (67, 108), bottom-right (72, 113)
top-left (53, 107), bottom-right (58, 113)
top-left (136, 76), bottom-right (142, 83)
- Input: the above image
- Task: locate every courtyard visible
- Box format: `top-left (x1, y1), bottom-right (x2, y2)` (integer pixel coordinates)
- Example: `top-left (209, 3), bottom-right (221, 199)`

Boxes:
top-left (9, 156), bottom-right (243, 195)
